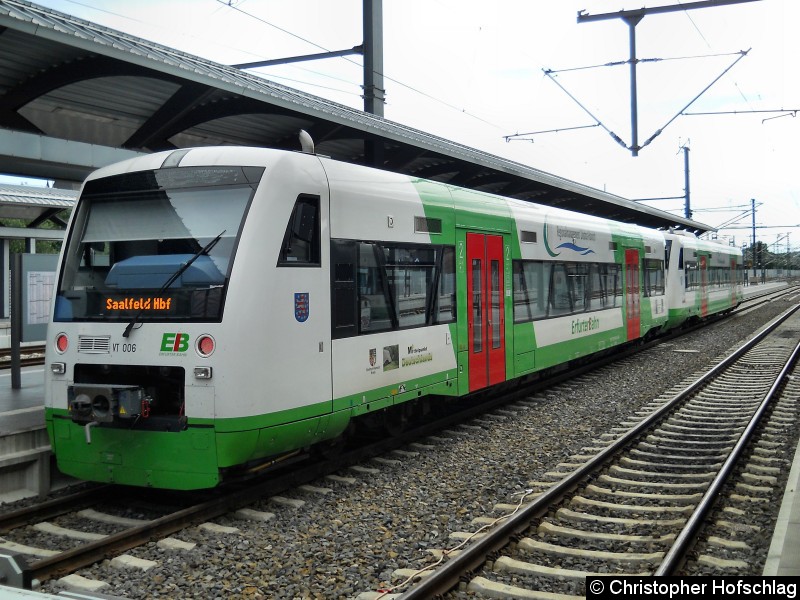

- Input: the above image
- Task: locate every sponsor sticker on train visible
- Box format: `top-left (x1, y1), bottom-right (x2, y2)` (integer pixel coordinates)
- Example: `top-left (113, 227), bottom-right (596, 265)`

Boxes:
top-left (366, 348), bottom-right (380, 375)
top-left (383, 345), bottom-right (399, 371)
top-left (402, 344), bottom-right (433, 367)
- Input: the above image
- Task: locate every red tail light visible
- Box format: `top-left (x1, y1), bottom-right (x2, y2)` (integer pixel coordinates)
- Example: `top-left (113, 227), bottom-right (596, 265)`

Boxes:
top-left (55, 333), bottom-right (69, 353)
top-left (196, 335), bottom-right (215, 357)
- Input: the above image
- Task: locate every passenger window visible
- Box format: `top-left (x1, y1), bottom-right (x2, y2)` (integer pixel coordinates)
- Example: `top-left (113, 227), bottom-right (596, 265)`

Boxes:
top-left (435, 247), bottom-right (456, 324)
top-left (606, 264), bottom-right (622, 305)
top-left (588, 264), bottom-right (606, 310)
top-left (331, 240), bottom-right (357, 339)
top-left (331, 239), bottom-right (455, 338)
top-left (549, 264), bottom-right (572, 316)
top-left (472, 259), bottom-right (482, 352)
top-left (278, 196), bottom-right (320, 266)
top-left (567, 263), bottom-right (588, 312)
top-left (512, 260), bottom-right (548, 323)
top-left (513, 259), bottom-right (629, 323)
top-left (685, 261), bottom-right (697, 290)
top-left (358, 243), bottom-right (393, 333)
top-left (643, 259), bottom-right (665, 297)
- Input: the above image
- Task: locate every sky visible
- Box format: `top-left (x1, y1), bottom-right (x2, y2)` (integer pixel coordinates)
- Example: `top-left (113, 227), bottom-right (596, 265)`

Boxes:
top-left (16, 0), bottom-right (800, 255)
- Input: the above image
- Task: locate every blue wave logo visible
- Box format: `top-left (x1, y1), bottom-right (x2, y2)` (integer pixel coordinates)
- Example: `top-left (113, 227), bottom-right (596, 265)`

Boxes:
top-left (556, 242), bottom-right (595, 256)
top-left (543, 222), bottom-right (596, 257)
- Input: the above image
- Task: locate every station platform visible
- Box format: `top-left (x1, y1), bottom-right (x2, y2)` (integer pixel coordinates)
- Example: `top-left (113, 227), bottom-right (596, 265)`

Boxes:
top-left (0, 364), bottom-right (51, 504)
top-left (0, 367), bottom-right (45, 436)
top-left (764, 432), bottom-right (800, 575)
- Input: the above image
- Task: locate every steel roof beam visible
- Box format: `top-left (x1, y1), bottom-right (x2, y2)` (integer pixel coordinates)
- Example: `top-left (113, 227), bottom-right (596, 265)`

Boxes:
top-left (124, 82), bottom-right (216, 151)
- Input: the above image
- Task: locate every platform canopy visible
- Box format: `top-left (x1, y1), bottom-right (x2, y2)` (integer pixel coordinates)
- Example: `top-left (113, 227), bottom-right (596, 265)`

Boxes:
top-left (0, 183), bottom-right (75, 240)
top-left (0, 0), bottom-right (713, 233)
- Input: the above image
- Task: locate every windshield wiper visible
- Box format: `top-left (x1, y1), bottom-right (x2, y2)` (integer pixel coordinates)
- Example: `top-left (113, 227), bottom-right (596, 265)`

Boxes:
top-left (122, 230), bottom-right (226, 338)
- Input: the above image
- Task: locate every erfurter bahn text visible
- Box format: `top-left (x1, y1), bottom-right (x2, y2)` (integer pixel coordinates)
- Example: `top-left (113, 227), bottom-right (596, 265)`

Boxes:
top-left (45, 146), bottom-right (743, 489)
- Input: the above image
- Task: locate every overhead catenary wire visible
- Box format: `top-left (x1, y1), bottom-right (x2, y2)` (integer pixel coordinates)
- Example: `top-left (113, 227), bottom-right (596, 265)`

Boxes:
top-left (639, 49), bottom-right (750, 150)
top-left (216, 0), bottom-right (507, 131)
top-left (678, 0), bottom-right (757, 113)
top-left (504, 123), bottom-right (599, 143)
top-left (522, 47), bottom-right (750, 147)
top-left (693, 204), bottom-right (756, 212)
top-left (545, 50), bottom-right (747, 74)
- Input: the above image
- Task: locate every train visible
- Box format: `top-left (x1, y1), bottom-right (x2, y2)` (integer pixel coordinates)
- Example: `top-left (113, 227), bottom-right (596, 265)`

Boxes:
top-left (44, 144), bottom-right (743, 489)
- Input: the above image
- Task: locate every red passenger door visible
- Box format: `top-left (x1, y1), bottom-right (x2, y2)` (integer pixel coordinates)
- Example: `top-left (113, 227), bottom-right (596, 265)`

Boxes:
top-left (625, 249), bottom-right (640, 341)
top-left (467, 233), bottom-right (506, 392)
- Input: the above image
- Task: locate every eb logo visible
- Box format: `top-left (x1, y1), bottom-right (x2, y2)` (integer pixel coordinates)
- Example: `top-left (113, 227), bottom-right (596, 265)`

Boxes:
top-left (161, 333), bottom-right (190, 353)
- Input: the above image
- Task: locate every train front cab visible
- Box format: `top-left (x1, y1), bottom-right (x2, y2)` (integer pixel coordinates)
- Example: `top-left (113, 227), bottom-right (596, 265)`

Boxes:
top-left (44, 151), bottom-right (263, 488)
top-left (45, 148), bottom-right (344, 489)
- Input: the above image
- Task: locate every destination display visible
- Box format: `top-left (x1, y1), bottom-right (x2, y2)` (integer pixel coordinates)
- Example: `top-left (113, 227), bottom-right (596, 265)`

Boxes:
top-left (103, 295), bottom-right (176, 314)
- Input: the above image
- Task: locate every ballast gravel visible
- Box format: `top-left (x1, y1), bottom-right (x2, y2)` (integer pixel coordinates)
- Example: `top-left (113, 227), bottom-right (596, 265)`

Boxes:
top-left (21, 293), bottom-right (797, 599)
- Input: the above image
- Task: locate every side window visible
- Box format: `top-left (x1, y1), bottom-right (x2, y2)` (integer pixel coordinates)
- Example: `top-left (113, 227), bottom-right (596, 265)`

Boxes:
top-left (567, 263), bottom-right (588, 312)
top-left (512, 260), bottom-right (548, 323)
top-left (278, 195), bottom-right (320, 266)
top-left (588, 263), bottom-right (606, 310)
top-left (685, 261), bottom-right (697, 290)
top-left (331, 240), bottom-right (357, 339)
top-left (549, 264), bottom-right (572, 316)
top-left (604, 263), bottom-right (622, 306)
top-left (514, 260), bottom-right (623, 321)
top-left (642, 258), bottom-right (661, 297)
top-left (331, 239), bottom-right (455, 338)
top-left (359, 243), bottom-right (393, 333)
top-left (512, 261), bottom-right (531, 323)
top-left (435, 246), bottom-right (456, 324)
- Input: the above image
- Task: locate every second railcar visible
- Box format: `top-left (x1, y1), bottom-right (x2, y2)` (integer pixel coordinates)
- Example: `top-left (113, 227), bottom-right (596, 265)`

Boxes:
top-left (664, 231), bottom-right (743, 329)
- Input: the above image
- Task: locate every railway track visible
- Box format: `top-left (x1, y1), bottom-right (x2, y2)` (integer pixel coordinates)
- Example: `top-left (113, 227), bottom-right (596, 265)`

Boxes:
top-left (379, 302), bottom-right (800, 599)
top-left (0, 321), bottom-right (690, 590)
top-left (0, 344), bottom-right (45, 369)
top-left (0, 385), bottom-right (559, 589)
top-left (1, 290), bottom-right (797, 594)
top-left (0, 456), bottom-right (350, 588)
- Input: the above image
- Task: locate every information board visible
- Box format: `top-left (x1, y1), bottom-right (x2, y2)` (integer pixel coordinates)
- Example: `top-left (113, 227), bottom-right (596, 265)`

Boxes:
top-left (20, 253), bottom-right (58, 342)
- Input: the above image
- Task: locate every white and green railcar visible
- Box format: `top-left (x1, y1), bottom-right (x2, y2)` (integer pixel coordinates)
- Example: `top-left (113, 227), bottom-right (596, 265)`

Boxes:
top-left (46, 146), bottom-right (674, 489)
top-left (664, 230), bottom-right (743, 329)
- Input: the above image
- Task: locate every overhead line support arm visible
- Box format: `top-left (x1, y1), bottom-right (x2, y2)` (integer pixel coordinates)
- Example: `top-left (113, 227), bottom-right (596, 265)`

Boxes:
top-left (576, 0), bottom-right (761, 156)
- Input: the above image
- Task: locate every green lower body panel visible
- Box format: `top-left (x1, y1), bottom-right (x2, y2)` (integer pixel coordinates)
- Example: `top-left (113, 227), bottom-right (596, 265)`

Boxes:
top-left (666, 308), bottom-right (691, 329)
top-left (214, 410), bottom-right (351, 468)
top-left (49, 415), bottom-right (220, 489)
top-left (47, 408), bottom-right (353, 490)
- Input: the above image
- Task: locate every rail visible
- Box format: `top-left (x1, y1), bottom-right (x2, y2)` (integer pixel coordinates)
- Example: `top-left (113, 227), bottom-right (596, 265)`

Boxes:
top-left (397, 302), bottom-right (800, 598)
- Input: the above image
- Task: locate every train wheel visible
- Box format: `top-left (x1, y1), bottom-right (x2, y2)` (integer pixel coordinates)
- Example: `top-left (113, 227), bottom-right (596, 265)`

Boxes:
top-left (314, 422), bottom-right (354, 459)
top-left (383, 404), bottom-right (412, 438)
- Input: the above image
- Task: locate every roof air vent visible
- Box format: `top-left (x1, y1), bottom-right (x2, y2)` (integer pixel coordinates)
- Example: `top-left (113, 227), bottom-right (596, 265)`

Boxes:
top-left (299, 130), bottom-right (315, 154)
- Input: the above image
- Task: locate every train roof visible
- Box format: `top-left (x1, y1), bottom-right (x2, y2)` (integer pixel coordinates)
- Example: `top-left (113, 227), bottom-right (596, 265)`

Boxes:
top-left (81, 147), bottom-right (710, 251)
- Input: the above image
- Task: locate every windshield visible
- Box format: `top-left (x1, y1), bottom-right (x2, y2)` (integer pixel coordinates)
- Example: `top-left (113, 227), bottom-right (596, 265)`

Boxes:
top-left (54, 166), bottom-right (263, 322)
